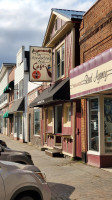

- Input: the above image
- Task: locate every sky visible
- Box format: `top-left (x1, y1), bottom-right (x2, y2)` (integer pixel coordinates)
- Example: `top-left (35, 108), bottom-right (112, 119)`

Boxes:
top-left (0, 0), bottom-right (96, 67)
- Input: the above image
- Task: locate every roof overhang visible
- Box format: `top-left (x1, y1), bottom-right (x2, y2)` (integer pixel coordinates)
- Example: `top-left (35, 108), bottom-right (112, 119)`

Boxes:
top-left (8, 97), bottom-right (24, 114)
top-left (30, 78), bottom-right (70, 108)
top-left (44, 22), bottom-right (73, 48)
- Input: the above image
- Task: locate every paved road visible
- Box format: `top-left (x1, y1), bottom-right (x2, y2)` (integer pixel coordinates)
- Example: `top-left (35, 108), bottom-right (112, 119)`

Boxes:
top-left (1, 134), bottom-right (112, 200)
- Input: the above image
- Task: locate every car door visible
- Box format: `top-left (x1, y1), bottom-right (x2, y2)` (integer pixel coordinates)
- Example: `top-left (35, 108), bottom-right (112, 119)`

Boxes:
top-left (0, 168), bottom-right (5, 200)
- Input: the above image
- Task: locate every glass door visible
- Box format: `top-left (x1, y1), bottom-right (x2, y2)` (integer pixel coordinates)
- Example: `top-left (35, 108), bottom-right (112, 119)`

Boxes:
top-left (89, 98), bottom-right (99, 151)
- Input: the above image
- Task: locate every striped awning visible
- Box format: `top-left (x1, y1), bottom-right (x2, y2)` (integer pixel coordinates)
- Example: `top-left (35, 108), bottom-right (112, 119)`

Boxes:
top-left (3, 81), bottom-right (14, 93)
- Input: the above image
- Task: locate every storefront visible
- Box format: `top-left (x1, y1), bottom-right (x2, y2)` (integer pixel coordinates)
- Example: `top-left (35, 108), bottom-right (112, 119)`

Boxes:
top-left (8, 97), bottom-right (24, 142)
top-left (70, 48), bottom-right (112, 167)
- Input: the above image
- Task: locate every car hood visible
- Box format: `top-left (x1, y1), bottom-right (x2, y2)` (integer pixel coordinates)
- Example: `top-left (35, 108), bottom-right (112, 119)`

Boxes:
top-left (0, 160), bottom-right (40, 172)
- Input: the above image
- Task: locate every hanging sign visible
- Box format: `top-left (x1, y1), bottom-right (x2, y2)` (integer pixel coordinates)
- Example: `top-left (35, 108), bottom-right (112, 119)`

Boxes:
top-left (30, 46), bottom-right (52, 82)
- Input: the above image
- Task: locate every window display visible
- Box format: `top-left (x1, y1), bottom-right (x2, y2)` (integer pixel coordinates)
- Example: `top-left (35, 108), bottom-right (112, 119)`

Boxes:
top-left (104, 98), bottom-right (112, 153)
top-left (89, 98), bottom-right (99, 151)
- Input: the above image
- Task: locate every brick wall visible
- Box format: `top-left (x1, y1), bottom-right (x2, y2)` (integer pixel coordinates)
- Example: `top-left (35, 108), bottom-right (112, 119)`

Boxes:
top-left (79, 0), bottom-right (112, 159)
top-left (80, 0), bottom-right (112, 63)
top-left (81, 99), bottom-right (87, 153)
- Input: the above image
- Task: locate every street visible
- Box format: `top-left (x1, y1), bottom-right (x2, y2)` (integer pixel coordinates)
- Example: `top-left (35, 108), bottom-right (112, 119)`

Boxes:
top-left (1, 134), bottom-right (112, 200)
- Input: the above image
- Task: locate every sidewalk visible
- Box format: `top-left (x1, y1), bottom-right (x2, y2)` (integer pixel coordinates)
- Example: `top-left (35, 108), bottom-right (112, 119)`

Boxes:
top-left (1, 134), bottom-right (112, 200)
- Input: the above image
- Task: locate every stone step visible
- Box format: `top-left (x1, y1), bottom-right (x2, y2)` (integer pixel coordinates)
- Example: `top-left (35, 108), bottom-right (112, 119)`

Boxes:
top-left (40, 147), bottom-right (48, 151)
top-left (45, 149), bottom-right (63, 157)
top-left (53, 146), bottom-right (62, 153)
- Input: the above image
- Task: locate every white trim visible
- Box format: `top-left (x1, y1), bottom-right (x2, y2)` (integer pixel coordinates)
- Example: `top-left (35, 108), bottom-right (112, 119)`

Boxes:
top-left (55, 41), bottom-right (65, 81)
top-left (87, 96), bottom-right (100, 153)
top-left (62, 151), bottom-right (73, 157)
top-left (53, 11), bottom-right (69, 22)
top-left (87, 150), bottom-right (100, 156)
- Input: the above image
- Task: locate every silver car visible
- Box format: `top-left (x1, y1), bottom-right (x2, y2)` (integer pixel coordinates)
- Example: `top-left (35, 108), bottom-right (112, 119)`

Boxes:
top-left (0, 160), bottom-right (51, 200)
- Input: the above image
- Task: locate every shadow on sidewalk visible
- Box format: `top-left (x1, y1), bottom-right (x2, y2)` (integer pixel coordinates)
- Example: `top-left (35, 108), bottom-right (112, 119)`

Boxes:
top-left (48, 182), bottom-right (75, 200)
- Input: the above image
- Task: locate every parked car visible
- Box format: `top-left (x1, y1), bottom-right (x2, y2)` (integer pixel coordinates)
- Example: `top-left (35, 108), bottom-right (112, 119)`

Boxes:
top-left (0, 139), bottom-right (7, 147)
top-left (0, 140), bottom-right (34, 165)
top-left (0, 160), bottom-right (51, 200)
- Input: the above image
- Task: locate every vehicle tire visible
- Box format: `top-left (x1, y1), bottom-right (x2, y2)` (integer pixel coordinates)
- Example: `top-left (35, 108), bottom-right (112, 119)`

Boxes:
top-left (16, 195), bottom-right (35, 200)
top-left (15, 192), bottom-right (41, 200)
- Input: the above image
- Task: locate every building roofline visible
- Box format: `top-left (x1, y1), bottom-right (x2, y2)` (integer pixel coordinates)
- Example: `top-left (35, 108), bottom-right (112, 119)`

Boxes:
top-left (83, 0), bottom-right (99, 17)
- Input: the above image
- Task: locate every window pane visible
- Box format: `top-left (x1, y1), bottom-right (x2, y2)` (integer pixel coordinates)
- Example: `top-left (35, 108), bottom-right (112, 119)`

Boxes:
top-left (89, 98), bottom-right (99, 151)
top-left (67, 107), bottom-right (71, 122)
top-left (34, 109), bottom-right (40, 135)
top-left (57, 50), bottom-right (60, 65)
top-left (104, 98), bottom-right (112, 153)
top-left (34, 122), bottom-right (40, 135)
top-left (35, 110), bottom-right (40, 121)
top-left (57, 50), bottom-right (60, 78)
top-left (61, 45), bottom-right (64, 76)
top-left (61, 61), bottom-right (64, 76)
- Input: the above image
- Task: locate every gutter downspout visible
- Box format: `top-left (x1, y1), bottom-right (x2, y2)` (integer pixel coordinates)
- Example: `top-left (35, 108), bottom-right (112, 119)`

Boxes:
top-left (73, 102), bottom-right (76, 158)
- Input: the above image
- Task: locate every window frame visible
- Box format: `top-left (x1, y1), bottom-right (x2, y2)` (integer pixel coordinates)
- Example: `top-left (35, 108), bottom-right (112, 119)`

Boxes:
top-left (34, 108), bottom-right (40, 136)
top-left (63, 103), bottom-right (71, 127)
top-left (87, 97), bottom-right (100, 155)
top-left (55, 42), bottom-right (65, 80)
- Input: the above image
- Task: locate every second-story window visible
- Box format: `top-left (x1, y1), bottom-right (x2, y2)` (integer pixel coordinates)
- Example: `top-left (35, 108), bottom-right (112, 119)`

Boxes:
top-left (14, 84), bottom-right (18, 100)
top-left (19, 79), bottom-right (24, 98)
top-left (56, 44), bottom-right (65, 79)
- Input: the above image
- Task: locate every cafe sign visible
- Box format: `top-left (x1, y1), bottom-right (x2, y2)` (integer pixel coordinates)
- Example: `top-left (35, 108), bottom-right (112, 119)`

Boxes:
top-left (70, 49), bottom-right (112, 99)
top-left (30, 46), bottom-right (52, 82)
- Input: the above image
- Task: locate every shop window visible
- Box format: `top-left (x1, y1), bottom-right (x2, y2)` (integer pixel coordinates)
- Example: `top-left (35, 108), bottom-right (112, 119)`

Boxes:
top-left (64, 103), bottom-right (71, 127)
top-left (34, 109), bottom-right (40, 135)
top-left (56, 44), bottom-right (65, 79)
top-left (19, 115), bottom-right (22, 135)
top-left (14, 116), bottom-right (17, 133)
top-left (104, 98), bottom-right (112, 153)
top-left (48, 107), bottom-right (53, 125)
top-left (89, 98), bottom-right (99, 152)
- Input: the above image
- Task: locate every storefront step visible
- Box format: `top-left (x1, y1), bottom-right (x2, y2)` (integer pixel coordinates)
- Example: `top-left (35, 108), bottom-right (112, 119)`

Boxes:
top-left (45, 149), bottom-right (63, 157)
top-left (40, 147), bottom-right (48, 151)
top-left (53, 146), bottom-right (62, 153)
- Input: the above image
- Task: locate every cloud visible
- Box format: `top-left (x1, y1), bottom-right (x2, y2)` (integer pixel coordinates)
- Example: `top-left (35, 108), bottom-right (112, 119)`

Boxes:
top-left (0, 0), bottom-right (96, 67)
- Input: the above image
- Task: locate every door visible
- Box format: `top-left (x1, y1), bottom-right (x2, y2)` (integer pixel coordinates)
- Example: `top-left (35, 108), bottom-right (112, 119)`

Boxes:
top-left (55, 105), bottom-right (62, 145)
top-left (75, 112), bottom-right (82, 158)
top-left (55, 105), bottom-right (62, 133)
top-left (29, 114), bottom-right (31, 142)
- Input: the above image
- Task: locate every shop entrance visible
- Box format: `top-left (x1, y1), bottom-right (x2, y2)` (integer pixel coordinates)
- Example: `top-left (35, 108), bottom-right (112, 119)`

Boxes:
top-left (55, 105), bottom-right (62, 145)
top-left (75, 112), bottom-right (82, 158)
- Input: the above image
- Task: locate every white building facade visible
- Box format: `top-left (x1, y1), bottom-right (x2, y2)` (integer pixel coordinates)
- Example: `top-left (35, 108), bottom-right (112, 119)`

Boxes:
top-left (0, 63), bottom-right (15, 135)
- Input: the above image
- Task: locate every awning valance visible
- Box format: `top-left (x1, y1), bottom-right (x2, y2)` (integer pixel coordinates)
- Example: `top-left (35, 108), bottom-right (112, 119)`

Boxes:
top-left (30, 77), bottom-right (70, 108)
top-left (8, 97), bottom-right (24, 114)
top-left (3, 81), bottom-right (14, 93)
top-left (3, 112), bottom-right (13, 118)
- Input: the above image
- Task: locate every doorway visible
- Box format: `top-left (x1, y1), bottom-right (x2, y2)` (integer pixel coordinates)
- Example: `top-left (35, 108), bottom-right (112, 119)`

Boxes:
top-left (55, 105), bottom-right (62, 133)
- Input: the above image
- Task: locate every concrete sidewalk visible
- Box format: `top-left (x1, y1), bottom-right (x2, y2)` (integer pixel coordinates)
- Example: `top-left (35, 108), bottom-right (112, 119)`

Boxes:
top-left (0, 134), bottom-right (112, 200)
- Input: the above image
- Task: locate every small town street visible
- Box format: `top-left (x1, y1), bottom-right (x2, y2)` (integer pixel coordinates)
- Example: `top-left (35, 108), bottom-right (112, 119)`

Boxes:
top-left (0, 134), bottom-right (112, 200)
